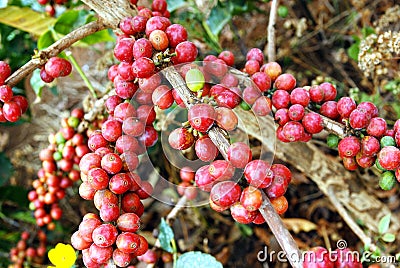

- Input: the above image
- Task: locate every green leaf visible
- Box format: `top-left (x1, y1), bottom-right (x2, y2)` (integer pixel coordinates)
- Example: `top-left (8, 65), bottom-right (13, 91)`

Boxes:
top-left (381, 233), bottom-right (395, 243)
top-left (362, 26), bottom-right (375, 38)
top-left (0, 185), bottom-right (28, 207)
top-left (30, 69), bottom-right (47, 98)
top-left (0, 152), bottom-right (13, 186)
top-left (347, 43), bottom-right (359, 61)
top-left (37, 29), bottom-right (55, 50)
top-left (158, 218), bottom-right (174, 253)
top-left (378, 214), bottom-right (391, 234)
top-left (8, 211), bottom-right (35, 224)
top-left (236, 223), bottom-right (253, 236)
top-left (80, 29), bottom-right (114, 45)
top-left (54, 10), bottom-right (80, 35)
top-left (0, 6), bottom-right (56, 36)
top-left (166, 0), bottom-right (186, 12)
top-left (176, 251), bottom-right (223, 268)
top-left (206, 3), bottom-right (232, 36)
top-left (327, 134), bottom-right (339, 148)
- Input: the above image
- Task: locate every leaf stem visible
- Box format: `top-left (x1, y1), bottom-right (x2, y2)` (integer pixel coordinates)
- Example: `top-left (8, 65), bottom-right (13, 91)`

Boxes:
top-left (65, 51), bottom-right (98, 98)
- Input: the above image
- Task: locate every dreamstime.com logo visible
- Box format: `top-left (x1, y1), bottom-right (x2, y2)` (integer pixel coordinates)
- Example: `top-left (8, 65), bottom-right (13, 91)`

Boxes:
top-left (256, 240), bottom-right (399, 265)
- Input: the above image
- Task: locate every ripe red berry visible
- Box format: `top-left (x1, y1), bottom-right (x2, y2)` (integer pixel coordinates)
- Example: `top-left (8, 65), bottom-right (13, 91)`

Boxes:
top-left (195, 135), bottom-right (219, 162)
top-left (361, 136), bottom-right (380, 156)
top-left (230, 202), bottom-right (257, 224)
top-left (246, 48), bottom-right (264, 65)
top-left (320, 82), bottom-right (337, 101)
top-left (172, 41), bottom-right (198, 64)
top-left (0, 61), bottom-right (11, 83)
top-left (272, 89), bottom-right (290, 109)
top-left (152, 85), bottom-right (174, 109)
top-left (92, 223), bottom-right (118, 247)
top-left (210, 181), bottom-right (241, 208)
top-left (378, 146), bottom-right (400, 170)
top-left (240, 186), bottom-right (262, 211)
top-left (101, 119), bottom-right (123, 142)
top-left (218, 50), bottom-right (235, 66)
top-left (45, 57), bottom-right (72, 78)
top-left (188, 103), bottom-right (216, 132)
top-left (338, 136), bottom-right (361, 158)
top-left (2, 101), bottom-right (21, 122)
top-left (303, 247), bottom-right (334, 268)
top-left (244, 59), bottom-right (260, 75)
top-left (320, 101), bottom-right (339, 119)
top-left (132, 57), bottom-right (155, 78)
top-left (133, 38), bottom-right (153, 60)
top-left (366, 117), bottom-right (387, 137)
top-left (282, 121), bottom-right (305, 142)
top-left (149, 29), bottom-right (169, 50)
top-left (227, 142), bottom-right (252, 168)
top-left (252, 96), bottom-right (272, 116)
top-left (116, 232), bottom-right (141, 254)
top-left (337, 97), bottom-right (356, 118)
top-left (349, 109), bottom-right (369, 129)
top-left (262, 62), bottom-right (282, 81)
top-left (168, 127), bottom-right (195, 150)
top-left (165, 24), bottom-right (188, 48)
top-left (0, 85), bottom-right (13, 102)
top-left (209, 160), bottom-right (235, 181)
top-left (244, 160), bottom-right (274, 188)
top-left (251, 72), bottom-right (271, 92)
top-left (274, 73), bottom-right (296, 91)
top-left (302, 112), bottom-right (324, 134)
top-left (288, 104), bottom-right (305, 121)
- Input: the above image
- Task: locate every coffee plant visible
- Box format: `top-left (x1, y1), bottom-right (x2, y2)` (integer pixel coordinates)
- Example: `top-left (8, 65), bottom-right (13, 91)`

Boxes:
top-left (0, 0), bottom-right (399, 267)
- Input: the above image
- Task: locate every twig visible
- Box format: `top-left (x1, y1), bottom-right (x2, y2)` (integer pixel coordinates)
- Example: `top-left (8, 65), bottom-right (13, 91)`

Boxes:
top-left (267, 0), bottom-right (279, 62)
top-left (162, 66), bottom-right (303, 267)
top-left (5, 20), bottom-right (107, 88)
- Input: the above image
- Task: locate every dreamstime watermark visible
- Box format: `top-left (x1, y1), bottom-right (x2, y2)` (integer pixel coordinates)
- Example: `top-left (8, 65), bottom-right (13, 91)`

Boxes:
top-left (257, 240), bottom-right (399, 265)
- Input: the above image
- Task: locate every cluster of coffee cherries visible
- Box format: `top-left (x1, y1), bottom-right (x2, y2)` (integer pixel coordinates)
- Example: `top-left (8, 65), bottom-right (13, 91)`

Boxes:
top-left (157, 48), bottom-right (294, 224)
top-left (39, 57), bottom-right (72, 83)
top-left (68, 1), bottom-right (195, 265)
top-left (0, 61), bottom-right (29, 123)
top-left (36, 0), bottom-right (69, 17)
top-left (303, 246), bottom-right (362, 268)
top-left (28, 108), bottom-right (88, 229)
top-left (9, 230), bottom-right (47, 268)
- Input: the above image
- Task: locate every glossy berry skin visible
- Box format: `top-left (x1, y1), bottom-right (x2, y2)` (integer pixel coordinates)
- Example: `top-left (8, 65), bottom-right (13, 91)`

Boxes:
top-left (338, 136), bottom-right (361, 158)
top-left (215, 107), bottom-right (238, 131)
top-left (271, 90), bottom-right (290, 109)
top-left (88, 168), bottom-right (109, 190)
top-left (320, 82), bottom-right (337, 101)
top-left (252, 96), bottom-right (272, 116)
top-left (180, 166), bottom-right (195, 182)
top-left (209, 160), bottom-right (235, 181)
top-left (116, 232), bottom-right (141, 254)
top-left (288, 104), bottom-right (305, 121)
top-left (309, 85), bottom-right (324, 103)
top-left (0, 85), bottom-right (13, 102)
top-left (227, 142), bottom-right (252, 168)
top-left (356, 153), bottom-right (375, 168)
top-left (218, 50), bottom-right (235, 66)
top-left (282, 121), bottom-right (305, 142)
top-left (242, 86), bottom-right (262, 105)
top-left (274, 73), bottom-right (296, 91)
top-left (195, 165), bottom-right (216, 192)
top-left (357, 101), bottom-right (378, 119)
top-left (302, 247), bottom-right (334, 268)
top-left (342, 157), bottom-right (358, 171)
top-left (320, 101), bottom-right (339, 119)
top-left (361, 136), bottom-right (380, 156)
top-left (168, 127), bottom-right (195, 150)
top-left (45, 57), bottom-right (72, 78)
top-left (366, 117), bottom-right (387, 137)
top-left (270, 196), bottom-right (288, 215)
top-left (302, 112), bottom-right (324, 134)
top-left (244, 60), bottom-right (260, 75)
top-left (290, 87), bottom-right (310, 107)
top-left (89, 243), bottom-right (113, 264)
top-left (251, 72), bottom-right (271, 92)
top-left (210, 181), bottom-right (241, 208)
top-left (132, 57), bottom-right (155, 78)
top-left (337, 97), bottom-right (356, 118)
top-left (230, 202), bottom-right (257, 224)
top-left (117, 213), bottom-right (141, 232)
top-left (122, 117), bottom-right (145, 137)
top-left (2, 101), bottom-right (21, 122)
top-left (244, 160), bottom-right (274, 188)
top-left (246, 48), bottom-right (264, 65)
top-left (133, 38), bottom-right (153, 60)
top-left (265, 164), bottom-right (291, 198)
top-left (195, 135), bottom-right (218, 162)
top-left (138, 125), bottom-right (158, 147)
top-left (101, 119), bottom-right (122, 142)
top-left (149, 29), bottom-right (169, 50)
top-left (378, 146), bottom-right (400, 170)
top-left (240, 186), bottom-right (262, 211)
top-left (0, 61), bottom-right (11, 84)
top-left (92, 223), bottom-right (118, 248)
top-left (109, 173), bottom-right (132, 194)
top-left (262, 62), bottom-right (282, 81)
top-left (152, 85), bottom-right (174, 109)
top-left (165, 24), bottom-right (188, 47)
top-left (188, 103), bottom-right (216, 132)
top-left (173, 41), bottom-right (198, 64)
top-left (349, 109), bottom-right (369, 129)
top-left (101, 153), bottom-right (123, 174)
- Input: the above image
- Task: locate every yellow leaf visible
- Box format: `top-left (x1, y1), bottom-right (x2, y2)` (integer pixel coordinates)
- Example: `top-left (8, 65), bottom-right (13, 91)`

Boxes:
top-left (282, 218), bottom-right (317, 234)
top-left (0, 6), bottom-right (56, 36)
